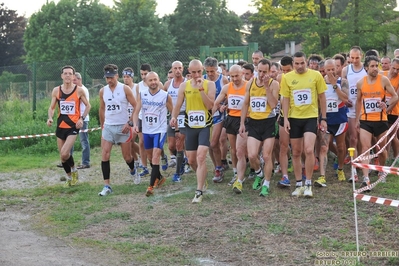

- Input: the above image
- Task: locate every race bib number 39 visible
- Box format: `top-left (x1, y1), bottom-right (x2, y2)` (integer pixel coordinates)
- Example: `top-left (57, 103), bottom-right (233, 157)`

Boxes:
top-left (188, 110), bottom-right (206, 127)
top-left (293, 89), bottom-right (311, 106)
top-left (60, 101), bottom-right (76, 115)
top-left (364, 98), bottom-right (382, 114)
top-left (250, 96), bottom-right (267, 112)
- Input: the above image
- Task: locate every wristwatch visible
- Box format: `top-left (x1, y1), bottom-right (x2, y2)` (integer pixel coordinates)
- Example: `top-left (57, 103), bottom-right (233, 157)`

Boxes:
top-left (332, 85), bottom-right (338, 90)
top-left (127, 121), bottom-right (134, 127)
top-left (80, 116), bottom-right (85, 120)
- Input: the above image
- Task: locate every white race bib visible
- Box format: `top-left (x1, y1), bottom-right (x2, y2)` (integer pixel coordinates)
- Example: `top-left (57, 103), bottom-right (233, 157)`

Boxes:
top-left (144, 113), bottom-right (159, 127)
top-left (326, 98), bottom-right (338, 113)
top-left (188, 110), bottom-right (206, 127)
top-left (364, 98), bottom-right (381, 114)
top-left (293, 89), bottom-right (311, 106)
top-left (228, 94), bottom-right (245, 110)
top-left (60, 100), bottom-right (76, 115)
top-left (106, 99), bottom-right (122, 115)
top-left (177, 114), bottom-right (185, 128)
top-left (250, 96), bottom-right (267, 112)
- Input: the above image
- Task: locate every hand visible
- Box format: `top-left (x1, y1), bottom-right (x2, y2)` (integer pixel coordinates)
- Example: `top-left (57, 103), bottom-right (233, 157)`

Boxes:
top-left (238, 124), bottom-right (245, 137)
top-left (346, 99), bottom-right (353, 108)
top-left (121, 123), bottom-right (130, 134)
top-left (47, 118), bottom-right (53, 127)
top-left (195, 78), bottom-right (203, 88)
top-left (76, 118), bottom-right (83, 129)
top-left (284, 119), bottom-right (290, 134)
top-left (327, 72), bottom-right (338, 86)
top-left (319, 120), bottom-right (327, 133)
top-left (133, 125), bottom-right (139, 134)
top-left (169, 117), bottom-right (177, 128)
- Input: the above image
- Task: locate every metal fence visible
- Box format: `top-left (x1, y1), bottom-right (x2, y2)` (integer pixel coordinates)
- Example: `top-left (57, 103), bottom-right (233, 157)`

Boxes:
top-left (0, 48), bottom-right (200, 101)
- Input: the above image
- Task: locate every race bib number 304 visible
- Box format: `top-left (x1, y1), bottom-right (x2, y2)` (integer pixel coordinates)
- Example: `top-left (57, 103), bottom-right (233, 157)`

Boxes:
top-left (293, 89), bottom-right (311, 106)
top-left (188, 110), bottom-right (206, 127)
top-left (60, 101), bottom-right (76, 115)
top-left (250, 96), bottom-right (267, 112)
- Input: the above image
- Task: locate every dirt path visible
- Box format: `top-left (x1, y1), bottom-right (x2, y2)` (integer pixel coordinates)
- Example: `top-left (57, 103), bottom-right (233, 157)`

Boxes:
top-left (0, 166), bottom-right (113, 266)
top-left (0, 210), bottom-right (104, 266)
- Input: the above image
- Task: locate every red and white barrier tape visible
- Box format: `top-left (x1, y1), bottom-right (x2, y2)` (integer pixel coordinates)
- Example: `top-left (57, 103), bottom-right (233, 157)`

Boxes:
top-left (0, 127), bottom-right (101, 141)
top-left (354, 193), bottom-right (399, 207)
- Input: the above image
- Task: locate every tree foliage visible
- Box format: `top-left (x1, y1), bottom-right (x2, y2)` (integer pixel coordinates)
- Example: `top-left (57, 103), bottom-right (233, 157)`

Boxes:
top-left (252, 0), bottom-right (399, 56)
top-left (107, 0), bottom-right (175, 53)
top-left (0, 3), bottom-right (27, 66)
top-left (167, 0), bottom-right (243, 50)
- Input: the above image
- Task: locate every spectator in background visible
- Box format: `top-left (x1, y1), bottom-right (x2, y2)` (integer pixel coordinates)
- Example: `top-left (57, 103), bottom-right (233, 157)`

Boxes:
top-left (73, 72), bottom-right (91, 169)
top-left (394, 49), bottom-right (399, 58)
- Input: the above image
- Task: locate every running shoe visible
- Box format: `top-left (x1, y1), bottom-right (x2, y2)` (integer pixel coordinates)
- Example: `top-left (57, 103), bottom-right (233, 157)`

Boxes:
top-left (64, 179), bottom-right (72, 188)
top-left (131, 168), bottom-right (141, 185)
top-left (154, 175), bottom-right (166, 188)
top-left (179, 158), bottom-right (188, 175)
top-left (232, 180), bottom-right (242, 194)
top-left (314, 176), bottom-right (327, 187)
top-left (71, 170), bottom-right (79, 186)
top-left (222, 160), bottom-right (229, 171)
top-left (98, 185), bottom-right (112, 196)
top-left (292, 186), bottom-right (305, 197)
top-left (228, 173), bottom-right (237, 186)
top-left (139, 167), bottom-right (149, 177)
top-left (277, 175), bottom-right (291, 188)
top-left (303, 185), bottom-right (313, 197)
top-left (252, 175), bottom-right (264, 190)
top-left (172, 173), bottom-right (182, 183)
top-left (212, 168), bottom-right (224, 183)
top-left (314, 157), bottom-right (319, 171)
top-left (192, 190), bottom-right (203, 203)
top-left (259, 185), bottom-right (269, 197)
top-left (248, 169), bottom-right (256, 179)
top-left (348, 168), bottom-right (358, 183)
top-left (274, 163), bottom-right (281, 174)
top-left (344, 154), bottom-right (351, 164)
top-left (146, 186), bottom-right (154, 197)
top-left (337, 169), bottom-right (346, 182)
top-left (169, 156), bottom-right (177, 168)
top-left (161, 155), bottom-right (168, 171)
top-left (359, 178), bottom-right (371, 192)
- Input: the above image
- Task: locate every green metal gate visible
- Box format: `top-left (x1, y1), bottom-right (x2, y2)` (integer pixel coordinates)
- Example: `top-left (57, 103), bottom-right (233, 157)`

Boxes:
top-left (200, 42), bottom-right (258, 68)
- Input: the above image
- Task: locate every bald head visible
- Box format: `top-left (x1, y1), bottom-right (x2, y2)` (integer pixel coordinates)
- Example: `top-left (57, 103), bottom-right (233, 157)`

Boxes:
top-left (324, 59), bottom-right (335, 67)
top-left (171, 61), bottom-right (183, 78)
top-left (229, 64), bottom-right (242, 73)
top-left (146, 71), bottom-right (160, 90)
top-left (189, 59), bottom-right (203, 68)
top-left (394, 49), bottom-right (399, 58)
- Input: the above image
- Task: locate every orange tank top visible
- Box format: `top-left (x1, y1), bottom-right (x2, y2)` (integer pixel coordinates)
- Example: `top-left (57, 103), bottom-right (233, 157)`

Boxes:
top-left (360, 74), bottom-right (386, 121)
top-left (57, 85), bottom-right (81, 128)
top-left (227, 81), bottom-right (247, 117)
top-left (383, 71), bottom-right (399, 116)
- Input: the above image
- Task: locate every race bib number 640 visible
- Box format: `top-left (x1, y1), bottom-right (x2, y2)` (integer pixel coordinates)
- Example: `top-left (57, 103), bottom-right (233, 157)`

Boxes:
top-left (188, 110), bottom-right (206, 127)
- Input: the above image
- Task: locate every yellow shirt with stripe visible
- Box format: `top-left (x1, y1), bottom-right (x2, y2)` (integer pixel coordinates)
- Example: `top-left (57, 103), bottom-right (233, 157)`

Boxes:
top-left (280, 69), bottom-right (327, 119)
top-left (249, 78), bottom-right (276, 120)
top-left (184, 80), bottom-right (213, 128)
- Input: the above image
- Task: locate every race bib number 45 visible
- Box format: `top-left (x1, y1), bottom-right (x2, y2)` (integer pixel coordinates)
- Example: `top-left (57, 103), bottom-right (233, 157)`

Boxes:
top-left (60, 101), bottom-right (76, 115)
top-left (188, 110), bottom-right (206, 127)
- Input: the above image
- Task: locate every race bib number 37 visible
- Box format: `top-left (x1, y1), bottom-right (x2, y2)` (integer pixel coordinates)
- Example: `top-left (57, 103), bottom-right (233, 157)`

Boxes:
top-left (188, 110), bottom-right (206, 127)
